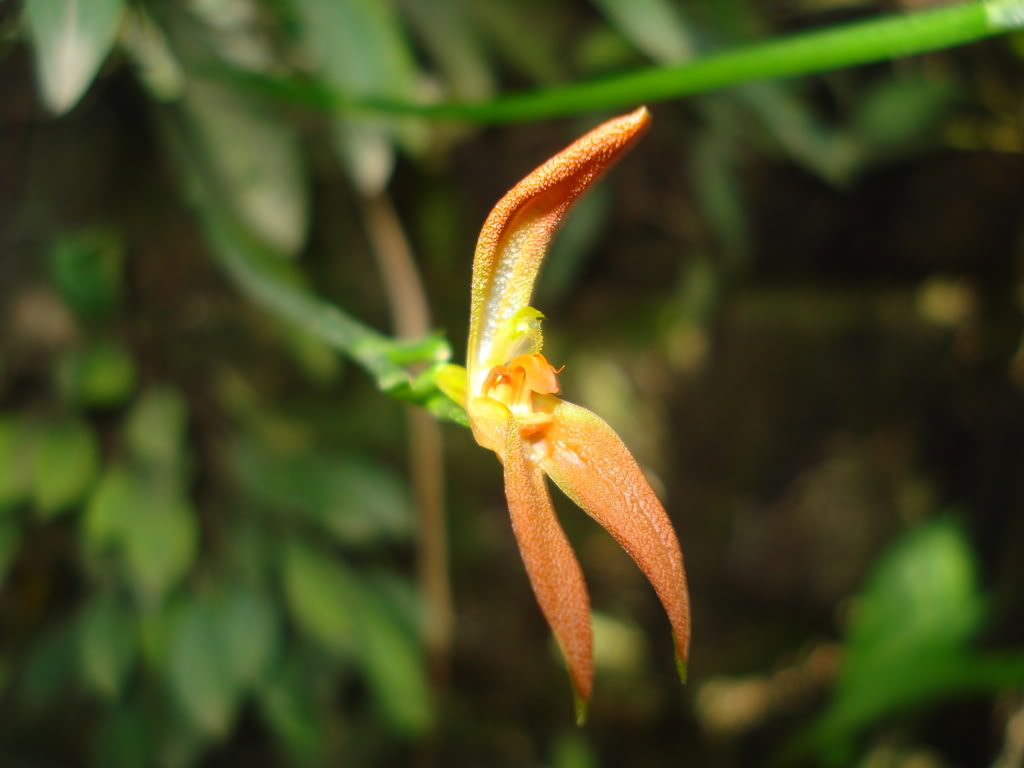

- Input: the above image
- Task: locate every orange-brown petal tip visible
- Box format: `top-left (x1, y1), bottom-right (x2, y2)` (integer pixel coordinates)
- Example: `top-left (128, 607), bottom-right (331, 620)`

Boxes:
top-left (539, 399), bottom-right (691, 671)
top-left (501, 410), bottom-right (594, 715)
top-left (626, 105), bottom-right (651, 129)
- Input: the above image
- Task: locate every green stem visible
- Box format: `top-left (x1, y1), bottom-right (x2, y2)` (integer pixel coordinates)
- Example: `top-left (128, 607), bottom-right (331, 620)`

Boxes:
top-left (210, 230), bottom-right (409, 390)
top-left (159, 107), bottom-right (453, 399)
top-left (223, 0), bottom-right (1024, 123)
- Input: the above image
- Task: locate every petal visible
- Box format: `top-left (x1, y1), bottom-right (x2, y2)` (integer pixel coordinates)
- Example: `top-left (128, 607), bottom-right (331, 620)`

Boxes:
top-left (467, 395), bottom-right (509, 456)
top-left (510, 354), bottom-right (560, 395)
top-left (467, 107), bottom-right (651, 391)
top-left (501, 411), bottom-right (593, 718)
top-left (537, 398), bottom-right (691, 672)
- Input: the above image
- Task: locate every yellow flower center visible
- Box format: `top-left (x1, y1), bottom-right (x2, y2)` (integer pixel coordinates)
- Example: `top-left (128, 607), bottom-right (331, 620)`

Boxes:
top-left (482, 353), bottom-right (561, 438)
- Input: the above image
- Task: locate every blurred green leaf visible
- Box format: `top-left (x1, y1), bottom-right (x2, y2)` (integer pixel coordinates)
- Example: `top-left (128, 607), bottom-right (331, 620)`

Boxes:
top-left (847, 519), bottom-right (983, 659)
top-left (94, 704), bottom-right (150, 768)
top-left (282, 540), bottom-right (358, 655)
top-left (154, 705), bottom-right (209, 768)
top-left (79, 590), bottom-right (137, 699)
top-left (805, 518), bottom-right (1024, 763)
top-left (367, 569), bottom-right (422, 633)
top-left (282, 540), bottom-right (430, 733)
top-left (852, 75), bottom-right (956, 150)
top-left (550, 730), bottom-right (599, 768)
top-left (357, 577), bottom-right (431, 735)
top-left (123, 387), bottom-right (188, 478)
top-left (221, 518), bottom-right (275, 586)
top-left (279, 321), bottom-right (341, 385)
top-left (32, 419), bottom-right (99, 518)
top-left (458, 0), bottom-right (563, 85)
top-left (0, 518), bottom-right (20, 587)
top-left (169, 595), bottom-right (240, 737)
top-left (0, 415), bottom-right (34, 511)
top-left (57, 340), bottom-right (136, 408)
top-left (219, 585), bottom-right (280, 691)
top-left (179, 80), bottom-right (309, 255)
top-left (257, 653), bottom-right (324, 765)
top-left (400, 0), bottom-right (494, 102)
top-left (124, 494), bottom-right (197, 605)
top-left (689, 129), bottom-right (749, 265)
top-left (291, 0), bottom-right (424, 193)
top-left (137, 596), bottom-right (183, 675)
top-left (120, 6), bottom-right (184, 101)
top-left (164, 586), bottom-right (279, 742)
top-left (282, 549), bottom-right (431, 734)
top-left (82, 405), bottom-right (195, 598)
top-left (49, 229), bottom-right (123, 316)
top-left (83, 464), bottom-right (138, 555)
top-left (22, 621), bottom-right (78, 710)
top-left (573, 24), bottom-right (640, 75)
top-left (736, 84), bottom-right (855, 185)
top-left (592, 0), bottom-right (697, 64)
top-left (24, 0), bottom-right (125, 114)
top-left (161, 105), bottom-right (438, 398)
top-left (231, 439), bottom-right (413, 547)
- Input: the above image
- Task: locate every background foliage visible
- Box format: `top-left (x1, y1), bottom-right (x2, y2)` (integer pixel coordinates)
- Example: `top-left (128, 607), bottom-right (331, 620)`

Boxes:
top-left (2, 0), bottom-right (1024, 766)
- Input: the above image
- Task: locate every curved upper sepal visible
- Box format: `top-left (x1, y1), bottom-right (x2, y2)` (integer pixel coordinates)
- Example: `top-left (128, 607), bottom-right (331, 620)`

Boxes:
top-left (467, 107), bottom-right (651, 390)
top-left (501, 410), bottom-right (594, 710)
top-left (537, 398), bottom-right (691, 667)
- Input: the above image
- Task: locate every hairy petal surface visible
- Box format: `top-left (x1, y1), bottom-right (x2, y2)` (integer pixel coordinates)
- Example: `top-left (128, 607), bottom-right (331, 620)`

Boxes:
top-left (467, 107), bottom-right (651, 391)
top-left (502, 411), bottom-right (593, 713)
top-left (537, 398), bottom-right (691, 669)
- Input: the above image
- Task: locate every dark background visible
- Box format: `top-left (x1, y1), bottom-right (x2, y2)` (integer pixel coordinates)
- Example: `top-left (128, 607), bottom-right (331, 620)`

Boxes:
top-left (2, 1), bottom-right (1023, 766)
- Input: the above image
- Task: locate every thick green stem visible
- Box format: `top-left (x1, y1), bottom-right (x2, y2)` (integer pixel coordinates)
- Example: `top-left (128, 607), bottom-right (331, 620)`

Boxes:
top-left (369, 1), bottom-right (1020, 122)
top-left (222, 1), bottom-right (1024, 123)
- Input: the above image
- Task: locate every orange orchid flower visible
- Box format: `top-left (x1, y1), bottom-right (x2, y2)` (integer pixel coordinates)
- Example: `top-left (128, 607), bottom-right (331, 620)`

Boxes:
top-left (439, 107), bottom-right (690, 722)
